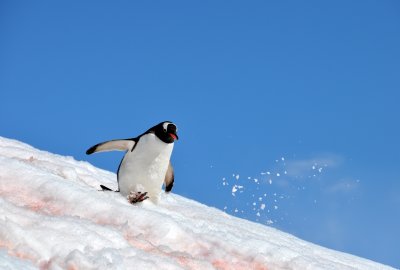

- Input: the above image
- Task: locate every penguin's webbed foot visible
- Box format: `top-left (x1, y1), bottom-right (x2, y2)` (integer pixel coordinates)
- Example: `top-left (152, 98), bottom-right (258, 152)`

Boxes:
top-left (127, 191), bottom-right (149, 204)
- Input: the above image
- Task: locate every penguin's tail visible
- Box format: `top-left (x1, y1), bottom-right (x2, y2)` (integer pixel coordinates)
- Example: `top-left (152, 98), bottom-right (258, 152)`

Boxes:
top-left (100, 185), bottom-right (119, 192)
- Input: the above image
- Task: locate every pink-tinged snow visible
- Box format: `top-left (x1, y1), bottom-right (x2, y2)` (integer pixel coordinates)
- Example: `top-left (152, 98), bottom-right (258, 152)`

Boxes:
top-left (0, 137), bottom-right (394, 270)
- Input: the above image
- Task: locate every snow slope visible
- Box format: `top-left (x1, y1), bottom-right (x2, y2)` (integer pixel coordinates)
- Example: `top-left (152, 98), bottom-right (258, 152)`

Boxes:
top-left (0, 137), bottom-right (395, 270)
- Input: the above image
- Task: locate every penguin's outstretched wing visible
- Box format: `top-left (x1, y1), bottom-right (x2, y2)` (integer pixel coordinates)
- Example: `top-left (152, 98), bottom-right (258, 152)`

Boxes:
top-left (164, 162), bottom-right (174, 192)
top-left (86, 139), bottom-right (136, 155)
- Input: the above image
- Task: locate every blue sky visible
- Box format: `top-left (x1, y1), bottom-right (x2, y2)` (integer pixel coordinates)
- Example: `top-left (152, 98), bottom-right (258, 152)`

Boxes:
top-left (1, 1), bottom-right (399, 268)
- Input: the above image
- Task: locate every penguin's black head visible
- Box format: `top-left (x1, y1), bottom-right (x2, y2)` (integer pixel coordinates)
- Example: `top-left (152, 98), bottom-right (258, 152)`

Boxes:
top-left (153, 121), bottom-right (179, 144)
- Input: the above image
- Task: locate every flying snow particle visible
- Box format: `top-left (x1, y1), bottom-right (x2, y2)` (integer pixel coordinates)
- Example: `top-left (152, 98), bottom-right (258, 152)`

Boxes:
top-left (268, 179), bottom-right (272, 185)
top-left (231, 186), bottom-right (237, 196)
top-left (260, 204), bottom-right (266, 210)
top-left (222, 177), bottom-right (229, 186)
top-left (231, 185), bottom-right (243, 196)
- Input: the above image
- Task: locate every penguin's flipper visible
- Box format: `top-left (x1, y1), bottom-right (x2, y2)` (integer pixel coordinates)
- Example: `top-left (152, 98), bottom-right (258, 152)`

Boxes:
top-left (86, 139), bottom-right (136, 155)
top-left (164, 162), bottom-right (174, 192)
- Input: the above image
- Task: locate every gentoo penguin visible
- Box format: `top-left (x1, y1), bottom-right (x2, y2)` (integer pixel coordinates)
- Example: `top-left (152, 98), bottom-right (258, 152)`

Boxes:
top-left (86, 121), bottom-right (178, 203)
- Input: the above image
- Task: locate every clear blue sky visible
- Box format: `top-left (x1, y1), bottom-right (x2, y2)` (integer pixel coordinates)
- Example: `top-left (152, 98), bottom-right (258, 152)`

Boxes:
top-left (1, 1), bottom-right (399, 268)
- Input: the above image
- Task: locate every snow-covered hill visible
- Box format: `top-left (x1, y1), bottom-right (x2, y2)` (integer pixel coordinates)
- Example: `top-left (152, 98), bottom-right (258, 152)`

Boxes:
top-left (0, 137), bottom-right (394, 270)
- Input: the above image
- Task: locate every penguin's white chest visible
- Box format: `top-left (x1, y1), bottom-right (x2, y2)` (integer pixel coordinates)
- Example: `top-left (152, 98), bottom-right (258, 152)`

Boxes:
top-left (118, 133), bottom-right (173, 201)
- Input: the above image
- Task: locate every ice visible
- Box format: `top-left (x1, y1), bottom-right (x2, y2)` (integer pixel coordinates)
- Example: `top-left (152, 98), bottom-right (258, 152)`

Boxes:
top-left (0, 137), bottom-right (395, 270)
top-left (0, 250), bottom-right (37, 270)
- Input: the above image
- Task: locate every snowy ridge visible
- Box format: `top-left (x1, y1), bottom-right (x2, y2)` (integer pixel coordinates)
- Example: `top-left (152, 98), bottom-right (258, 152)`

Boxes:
top-left (0, 137), bottom-right (394, 270)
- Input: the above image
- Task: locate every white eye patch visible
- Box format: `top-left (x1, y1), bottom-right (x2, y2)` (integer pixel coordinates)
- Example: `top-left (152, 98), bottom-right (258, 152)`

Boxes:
top-left (162, 122), bottom-right (178, 132)
top-left (163, 122), bottom-right (171, 131)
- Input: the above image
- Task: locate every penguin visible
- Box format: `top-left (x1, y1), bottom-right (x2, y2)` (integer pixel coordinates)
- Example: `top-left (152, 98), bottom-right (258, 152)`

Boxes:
top-left (86, 121), bottom-right (179, 203)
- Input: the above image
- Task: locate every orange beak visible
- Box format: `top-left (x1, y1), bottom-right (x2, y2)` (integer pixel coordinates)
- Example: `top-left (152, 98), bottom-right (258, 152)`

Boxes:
top-left (170, 133), bottom-right (178, 140)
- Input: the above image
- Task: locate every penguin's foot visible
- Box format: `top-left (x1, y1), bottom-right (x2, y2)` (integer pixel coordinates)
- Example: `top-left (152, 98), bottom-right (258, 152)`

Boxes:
top-left (127, 191), bottom-right (149, 204)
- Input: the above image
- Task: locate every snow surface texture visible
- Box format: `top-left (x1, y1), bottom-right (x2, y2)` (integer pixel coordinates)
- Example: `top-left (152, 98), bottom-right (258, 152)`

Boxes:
top-left (0, 137), bottom-right (394, 270)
